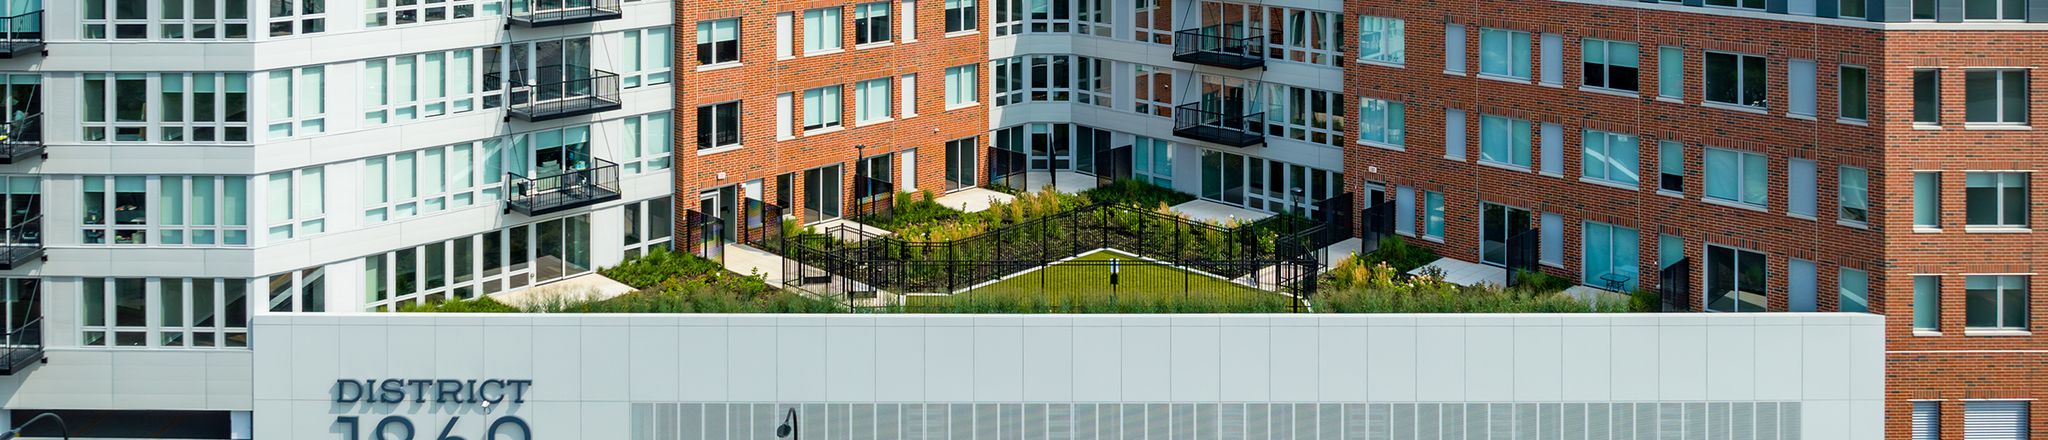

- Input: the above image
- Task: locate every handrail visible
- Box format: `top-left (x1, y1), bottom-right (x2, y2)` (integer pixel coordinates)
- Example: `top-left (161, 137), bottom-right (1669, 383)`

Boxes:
top-left (0, 10), bottom-right (41, 48)
top-left (503, 155), bottom-right (621, 214)
top-left (508, 0), bottom-right (622, 24)
top-left (3, 215), bottom-right (39, 247)
top-left (1172, 28), bottom-right (1264, 60)
top-left (1173, 103), bottom-right (1266, 137)
top-left (487, 65), bottom-right (622, 120)
top-left (0, 316), bottom-right (41, 373)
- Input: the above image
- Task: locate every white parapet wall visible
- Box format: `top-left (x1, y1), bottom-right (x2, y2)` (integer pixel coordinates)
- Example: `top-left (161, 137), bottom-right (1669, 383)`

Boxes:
top-left (251, 313), bottom-right (1884, 439)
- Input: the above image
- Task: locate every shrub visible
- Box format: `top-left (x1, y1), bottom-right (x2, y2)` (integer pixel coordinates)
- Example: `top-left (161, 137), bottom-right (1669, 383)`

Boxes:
top-left (1081, 179), bottom-right (1196, 209)
top-left (398, 296), bottom-right (520, 313)
top-left (1511, 268), bottom-right (1574, 292)
top-left (1629, 288), bottom-right (1663, 312)
top-left (596, 247), bottom-right (729, 289)
top-left (1315, 257), bottom-right (1624, 313)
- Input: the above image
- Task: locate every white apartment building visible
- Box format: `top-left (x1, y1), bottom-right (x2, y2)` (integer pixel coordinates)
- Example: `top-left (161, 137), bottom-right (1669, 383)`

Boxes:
top-left (0, 0), bottom-right (672, 433)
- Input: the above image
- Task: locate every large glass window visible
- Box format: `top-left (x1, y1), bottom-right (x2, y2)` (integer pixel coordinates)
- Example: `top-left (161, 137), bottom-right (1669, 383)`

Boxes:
top-left (265, 166), bottom-right (325, 241)
top-left (1582, 39), bottom-right (1639, 92)
top-left (1965, 172), bottom-right (2028, 228)
top-left (85, 175), bottom-right (249, 246)
top-left (803, 86), bottom-right (843, 130)
top-left (1478, 28), bottom-right (1531, 80)
top-left (855, 77), bottom-right (892, 123)
top-left (1582, 222), bottom-right (1640, 292)
top-left (1479, 203), bottom-right (1529, 266)
top-left (945, 0), bottom-right (977, 32)
top-left (1707, 0), bottom-right (1766, 10)
top-left (1704, 147), bottom-right (1767, 208)
top-left (1965, 70), bottom-right (2028, 125)
top-left (1259, 83), bottom-right (1344, 146)
top-left (1423, 191), bottom-right (1444, 239)
top-left (1839, 166), bottom-right (1868, 224)
top-left (1965, 275), bottom-right (2028, 330)
top-left (803, 7), bottom-right (843, 53)
top-left (371, 0), bottom-right (496, 28)
top-left (1965, 0), bottom-right (2026, 19)
top-left (87, 0), bottom-right (254, 40)
top-left (1657, 46), bottom-right (1683, 99)
top-left (1704, 52), bottom-right (1767, 108)
top-left (1581, 129), bottom-right (1639, 186)
top-left (1358, 98), bottom-right (1403, 148)
top-left (1357, 16), bottom-right (1403, 65)
top-left (1478, 114), bottom-right (1531, 168)
top-left (622, 112), bottom-right (674, 174)
top-left (1658, 140), bottom-right (1684, 193)
top-left (1133, 64), bottom-right (1173, 117)
top-left (1839, 66), bottom-right (1868, 121)
top-left (85, 73), bottom-right (250, 143)
top-left (1913, 276), bottom-right (1940, 331)
top-left (1914, 172), bottom-right (1940, 229)
top-left (1914, 69), bottom-right (1940, 125)
top-left (1838, 267), bottom-right (1868, 312)
top-left (81, 277), bottom-right (247, 348)
top-left (264, 66), bottom-right (326, 139)
top-left (1263, 7), bottom-right (1342, 66)
top-left (853, 2), bottom-right (891, 45)
top-left (697, 101), bottom-right (741, 150)
top-left (624, 27), bottom-right (674, 88)
top-left (696, 19), bottom-right (741, 66)
top-left (1706, 244), bottom-right (1767, 312)
top-left (362, 47), bottom-right (494, 124)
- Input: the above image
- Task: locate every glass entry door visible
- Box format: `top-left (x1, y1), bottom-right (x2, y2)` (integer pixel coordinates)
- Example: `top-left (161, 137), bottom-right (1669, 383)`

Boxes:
top-left (1480, 202), bottom-right (1530, 266)
top-left (532, 215), bottom-right (590, 284)
top-left (946, 137), bottom-right (978, 191)
top-left (1028, 123), bottom-right (1071, 171)
top-left (699, 186), bottom-right (737, 260)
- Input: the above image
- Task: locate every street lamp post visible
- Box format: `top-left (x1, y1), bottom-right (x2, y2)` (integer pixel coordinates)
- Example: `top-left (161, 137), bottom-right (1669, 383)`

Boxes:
top-left (0, 412), bottom-right (69, 440)
top-left (776, 407), bottom-right (800, 440)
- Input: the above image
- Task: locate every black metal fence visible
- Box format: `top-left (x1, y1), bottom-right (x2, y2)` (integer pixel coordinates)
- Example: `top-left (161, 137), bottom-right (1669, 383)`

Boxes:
top-left (772, 199), bottom-right (1344, 312)
top-left (1659, 258), bottom-right (1691, 311)
top-left (0, 316), bottom-right (38, 375)
top-left (681, 209), bottom-right (725, 264)
top-left (1172, 103), bottom-right (1266, 147)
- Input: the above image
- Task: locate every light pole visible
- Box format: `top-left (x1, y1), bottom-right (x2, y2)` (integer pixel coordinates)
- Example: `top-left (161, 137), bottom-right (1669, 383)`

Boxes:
top-left (854, 144), bottom-right (868, 224)
top-left (0, 412), bottom-right (69, 440)
top-left (776, 407), bottom-right (800, 440)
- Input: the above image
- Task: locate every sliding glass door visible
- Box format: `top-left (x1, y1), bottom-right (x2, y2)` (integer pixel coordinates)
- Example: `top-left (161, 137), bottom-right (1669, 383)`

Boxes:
top-left (1706, 244), bottom-right (1767, 312)
top-left (803, 164), bottom-right (843, 222)
top-left (945, 137), bottom-right (978, 191)
top-left (1480, 202), bottom-right (1529, 266)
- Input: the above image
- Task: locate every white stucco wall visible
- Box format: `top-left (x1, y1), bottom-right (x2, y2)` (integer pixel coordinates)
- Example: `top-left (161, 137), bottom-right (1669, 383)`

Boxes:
top-left (250, 313), bottom-right (1884, 439)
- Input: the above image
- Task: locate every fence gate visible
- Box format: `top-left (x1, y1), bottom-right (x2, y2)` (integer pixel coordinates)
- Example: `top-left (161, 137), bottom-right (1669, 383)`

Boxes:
top-left (1092, 143), bottom-right (1134, 187)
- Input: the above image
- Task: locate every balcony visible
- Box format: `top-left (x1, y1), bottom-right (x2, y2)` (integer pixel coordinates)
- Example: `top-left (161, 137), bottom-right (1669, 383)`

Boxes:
top-left (507, 0), bottom-right (623, 27)
top-left (0, 316), bottom-right (39, 375)
top-left (0, 215), bottom-right (37, 270)
top-left (504, 155), bottom-right (622, 216)
top-left (0, 114), bottom-right (43, 164)
top-left (490, 65), bottom-right (624, 122)
top-left (1172, 103), bottom-right (1265, 147)
top-left (0, 10), bottom-right (42, 58)
top-left (1172, 29), bottom-right (1263, 70)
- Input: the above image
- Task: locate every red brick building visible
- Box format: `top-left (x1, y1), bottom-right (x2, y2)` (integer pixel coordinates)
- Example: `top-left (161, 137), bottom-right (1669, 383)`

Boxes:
top-left (1345, 1), bottom-right (2048, 438)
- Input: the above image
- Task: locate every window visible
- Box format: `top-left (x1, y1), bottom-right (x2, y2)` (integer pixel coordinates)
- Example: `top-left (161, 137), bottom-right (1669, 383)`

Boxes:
top-left (901, 74), bottom-right (917, 117)
top-left (1260, 83), bottom-right (1346, 146)
top-left (855, 78), bottom-right (892, 123)
top-left (1581, 39), bottom-right (1639, 92)
top-left (1839, 166), bottom-right (1868, 224)
top-left (1914, 69), bottom-right (1940, 125)
top-left (1357, 16), bottom-right (1404, 65)
top-left (1789, 258), bottom-right (1817, 312)
top-left (1706, 244), bottom-right (1767, 312)
top-left (1264, 8), bottom-right (1343, 66)
top-left (1789, 159), bottom-right (1816, 217)
top-left (621, 112), bottom-right (673, 174)
top-left (88, 0), bottom-right (253, 40)
top-left (803, 86), bottom-right (843, 130)
top-left (854, 2), bottom-right (891, 45)
top-left (624, 197), bottom-right (675, 258)
top-left (1479, 203), bottom-right (1530, 266)
top-left (268, 0), bottom-right (326, 36)
top-left (86, 175), bottom-right (250, 246)
top-left (1658, 234), bottom-right (1683, 270)
top-left (1444, 109), bottom-right (1466, 160)
top-left (369, 0), bottom-right (495, 28)
top-left (264, 166), bottom-right (325, 241)
top-left (945, 64), bottom-right (979, 107)
top-left (1444, 24), bottom-right (1466, 74)
top-left (265, 268), bottom-right (327, 313)
top-left (945, 0), bottom-right (977, 32)
top-left (696, 20), bottom-right (740, 66)
top-left (993, 55), bottom-right (1110, 107)
top-left (1657, 46), bottom-right (1683, 99)
top-left (803, 7), bottom-right (843, 53)
top-left (1582, 222), bottom-right (1640, 292)
top-left (85, 73), bottom-right (250, 143)
top-left (994, 0), bottom-right (1108, 36)
top-left (1839, 66), bottom-right (1868, 121)
top-left (1540, 213), bottom-right (1562, 266)
top-left (264, 66), bottom-right (326, 139)
top-left (1658, 140), bottom-right (1684, 193)
top-left (1704, 52), bottom-right (1767, 108)
top-left (1914, 276), bottom-right (1941, 332)
top-left (1581, 129), bottom-right (1639, 186)
top-left (1358, 98), bottom-right (1404, 148)
top-left (1915, 172), bottom-right (1941, 229)
top-left (362, 47), bottom-right (492, 124)
top-left (1478, 28), bottom-right (1531, 80)
top-left (1133, 0), bottom-right (1171, 44)
top-left (1837, 267), bottom-right (1869, 312)
top-left (1133, 64), bottom-right (1173, 117)
top-left (1789, 59), bottom-right (1816, 117)
top-left (1966, 172), bottom-right (2028, 228)
top-left (1539, 123), bottom-right (1562, 175)
top-left (1966, 0), bottom-right (2027, 19)
top-left (1704, 148), bottom-right (1766, 208)
top-left (1840, 0), bottom-right (1867, 18)
top-left (1539, 33), bottom-right (1562, 86)
top-left (1964, 401), bottom-right (2028, 439)
top-left (1707, 0), bottom-right (1766, 10)
top-left (366, 218), bottom-right (587, 310)
top-left (1966, 275), bottom-right (2028, 330)
top-left (697, 101), bottom-right (741, 150)
top-left (1394, 186), bottom-right (1415, 235)
top-left (81, 278), bottom-right (247, 348)
top-left (1478, 114), bottom-right (1531, 168)
top-left (1423, 191), bottom-right (1444, 239)
top-left (1913, 0), bottom-right (1937, 18)
top-left (361, 142), bottom-right (495, 223)
top-left (1966, 70), bottom-right (2028, 125)
top-left (1132, 136), bottom-right (1174, 187)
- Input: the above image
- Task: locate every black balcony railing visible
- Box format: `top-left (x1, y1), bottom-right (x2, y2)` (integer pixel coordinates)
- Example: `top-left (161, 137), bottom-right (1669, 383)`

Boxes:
top-left (504, 156), bottom-right (622, 216)
top-left (1173, 29), bottom-right (1264, 70)
top-left (0, 113), bottom-right (42, 165)
top-left (1172, 103), bottom-right (1266, 147)
top-left (508, 0), bottom-right (623, 27)
top-left (0, 10), bottom-right (42, 59)
top-left (0, 215), bottom-right (39, 270)
top-left (489, 65), bottom-right (623, 122)
top-left (0, 316), bottom-right (40, 375)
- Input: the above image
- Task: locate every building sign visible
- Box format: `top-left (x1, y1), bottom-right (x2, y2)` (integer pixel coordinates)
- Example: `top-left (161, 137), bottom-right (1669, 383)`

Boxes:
top-left (331, 379), bottom-right (533, 440)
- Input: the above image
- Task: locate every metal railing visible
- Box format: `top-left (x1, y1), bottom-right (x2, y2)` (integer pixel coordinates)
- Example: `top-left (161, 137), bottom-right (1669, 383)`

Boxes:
top-left (508, 0), bottom-right (623, 26)
top-left (0, 215), bottom-right (39, 269)
top-left (0, 113), bottom-right (39, 164)
top-left (503, 156), bottom-right (621, 215)
top-left (0, 10), bottom-right (42, 57)
top-left (1172, 103), bottom-right (1266, 147)
top-left (1172, 29), bottom-right (1264, 69)
top-left (488, 65), bottom-right (623, 121)
top-left (0, 316), bottom-right (40, 375)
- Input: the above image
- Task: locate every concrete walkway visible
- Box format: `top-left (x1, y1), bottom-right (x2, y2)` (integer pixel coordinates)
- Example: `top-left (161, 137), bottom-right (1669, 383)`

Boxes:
top-left (1409, 257), bottom-right (1508, 287)
top-left (493, 272), bottom-right (637, 309)
top-left (720, 243), bottom-right (787, 286)
top-left (811, 218), bottom-right (892, 241)
top-left (1170, 199), bottom-right (1274, 225)
top-left (933, 187), bottom-right (1016, 213)
top-left (1563, 285), bottom-right (1631, 307)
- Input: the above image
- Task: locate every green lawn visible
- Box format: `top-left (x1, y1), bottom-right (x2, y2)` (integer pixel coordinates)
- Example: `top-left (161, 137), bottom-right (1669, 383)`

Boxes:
top-left (903, 250), bottom-right (1295, 312)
